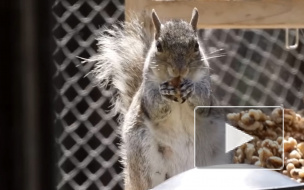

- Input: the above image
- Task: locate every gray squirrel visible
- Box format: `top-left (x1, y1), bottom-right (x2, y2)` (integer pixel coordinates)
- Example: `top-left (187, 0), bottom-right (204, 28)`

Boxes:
top-left (89, 8), bottom-right (232, 190)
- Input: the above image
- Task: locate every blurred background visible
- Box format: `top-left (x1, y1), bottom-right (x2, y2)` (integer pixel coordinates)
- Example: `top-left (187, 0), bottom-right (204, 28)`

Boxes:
top-left (1, 0), bottom-right (304, 190)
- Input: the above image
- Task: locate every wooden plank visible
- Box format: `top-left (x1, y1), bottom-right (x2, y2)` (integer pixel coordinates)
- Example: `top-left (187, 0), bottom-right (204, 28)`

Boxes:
top-left (125, 0), bottom-right (304, 29)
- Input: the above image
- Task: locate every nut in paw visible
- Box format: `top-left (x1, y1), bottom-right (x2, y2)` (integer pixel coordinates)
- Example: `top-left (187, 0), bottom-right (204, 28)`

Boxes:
top-left (179, 79), bottom-right (194, 103)
top-left (159, 81), bottom-right (179, 102)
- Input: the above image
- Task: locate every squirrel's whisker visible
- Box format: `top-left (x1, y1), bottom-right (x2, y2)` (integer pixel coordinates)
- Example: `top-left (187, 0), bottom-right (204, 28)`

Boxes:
top-left (76, 56), bottom-right (91, 65)
top-left (207, 48), bottom-right (225, 55)
top-left (189, 66), bottom-right (213, 71)
top-left (201, 54), bottom-right (226, 61)
top-left (190, 54), bottom-right (226, 65)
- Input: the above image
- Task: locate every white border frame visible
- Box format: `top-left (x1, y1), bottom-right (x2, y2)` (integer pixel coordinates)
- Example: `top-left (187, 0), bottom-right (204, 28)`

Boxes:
top-left (194, 106), bottom-right (284, 170)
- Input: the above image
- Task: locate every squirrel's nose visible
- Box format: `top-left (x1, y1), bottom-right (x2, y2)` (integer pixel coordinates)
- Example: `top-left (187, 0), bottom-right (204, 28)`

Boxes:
top-left (168, 66), bottom-right (189, 77)
top-left (168, 65), bottom-right (189, 77)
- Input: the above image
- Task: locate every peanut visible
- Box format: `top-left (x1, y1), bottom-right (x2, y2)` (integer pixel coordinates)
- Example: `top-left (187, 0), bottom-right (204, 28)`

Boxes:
top-left (289, 150), bottom-right (301, 159)
top-left (297, 142), bottom-right (304, 156)
top-left (286, 163), bottom-right (295, 172)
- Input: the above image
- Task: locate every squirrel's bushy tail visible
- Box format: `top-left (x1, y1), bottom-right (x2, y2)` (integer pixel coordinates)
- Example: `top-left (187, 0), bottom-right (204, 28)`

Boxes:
top-left (88, 18), bottom-right (151, 116)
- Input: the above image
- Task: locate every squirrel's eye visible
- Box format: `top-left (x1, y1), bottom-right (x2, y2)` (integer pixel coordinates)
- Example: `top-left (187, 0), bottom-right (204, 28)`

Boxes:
top-left (156, 41), bottom-right (163, 52)
top-left (194, 42), bottom-right (199, 52)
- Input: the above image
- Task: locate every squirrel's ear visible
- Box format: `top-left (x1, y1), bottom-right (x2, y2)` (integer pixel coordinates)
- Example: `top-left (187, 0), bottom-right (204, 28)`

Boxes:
top-left (190, 8), bottom-right (199, 31)
top-left (152, 9), bottom-right (161, 39)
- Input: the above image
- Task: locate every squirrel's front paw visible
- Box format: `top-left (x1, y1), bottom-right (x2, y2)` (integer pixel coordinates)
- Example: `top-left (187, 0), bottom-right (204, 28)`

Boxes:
top-left (159, 81), bottom-right (179, 102)
top-left (180, 79), bottom-right (194, 103)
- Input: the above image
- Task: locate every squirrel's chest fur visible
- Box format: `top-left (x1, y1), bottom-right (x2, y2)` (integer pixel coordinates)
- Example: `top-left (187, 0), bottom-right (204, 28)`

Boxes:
top-left (145, 102), bottom-right (195, 187)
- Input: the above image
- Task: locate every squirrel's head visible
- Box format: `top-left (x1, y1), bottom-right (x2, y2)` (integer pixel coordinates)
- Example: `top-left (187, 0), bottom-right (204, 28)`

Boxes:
top-left (147, 8), bottom-right (209, 82)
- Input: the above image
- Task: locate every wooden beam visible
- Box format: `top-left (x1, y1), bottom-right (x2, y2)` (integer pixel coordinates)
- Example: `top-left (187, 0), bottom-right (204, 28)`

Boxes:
top-left (125, 0), bottom-right (304, 29)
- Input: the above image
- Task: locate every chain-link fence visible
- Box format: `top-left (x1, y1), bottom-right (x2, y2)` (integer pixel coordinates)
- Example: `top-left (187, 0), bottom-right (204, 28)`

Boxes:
top-left (52, 1), bottom-right (304, 190)
top-left (204, 29), bottom-right (304, 110)
top-left (52, 0), bottom-right (124, 189)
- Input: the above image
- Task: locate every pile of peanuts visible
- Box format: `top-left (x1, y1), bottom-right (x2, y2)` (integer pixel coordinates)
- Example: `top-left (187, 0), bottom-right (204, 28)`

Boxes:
top-left (227, 108), bottom-right (304, 183)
